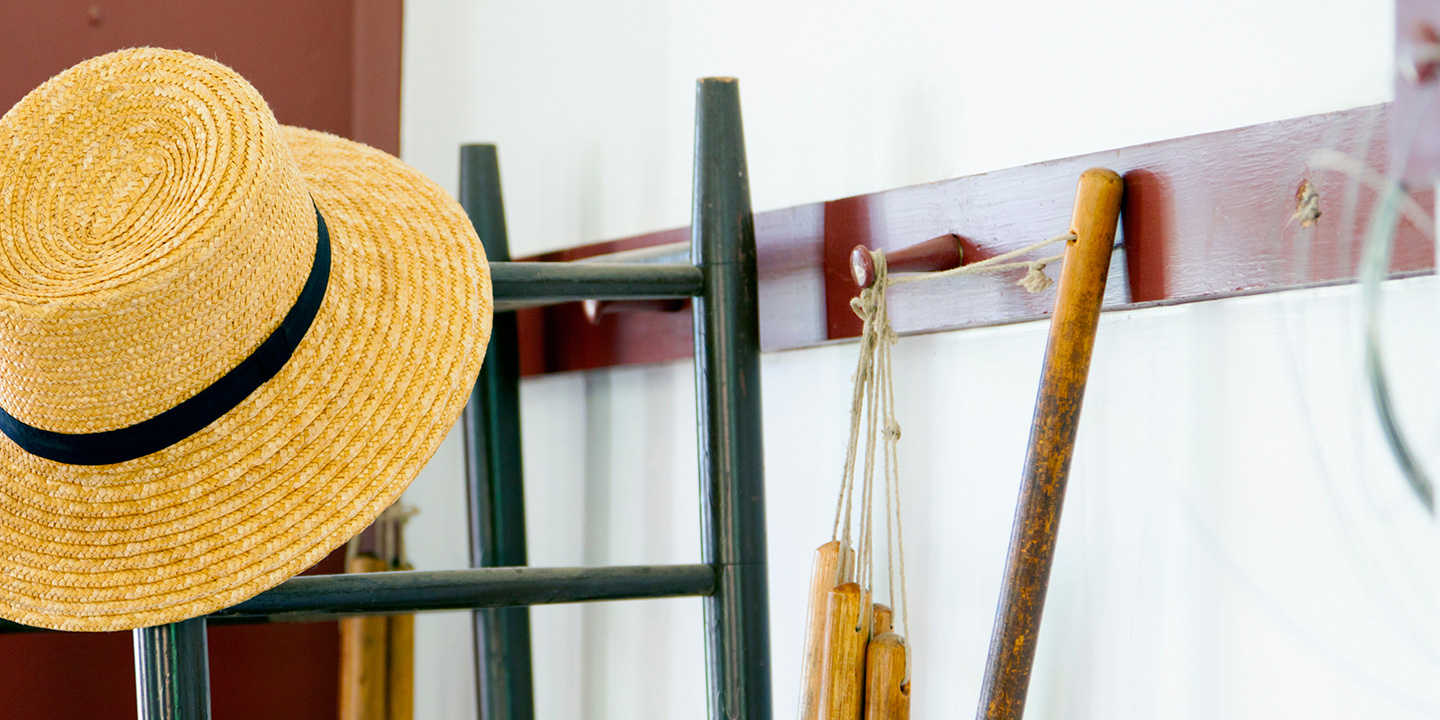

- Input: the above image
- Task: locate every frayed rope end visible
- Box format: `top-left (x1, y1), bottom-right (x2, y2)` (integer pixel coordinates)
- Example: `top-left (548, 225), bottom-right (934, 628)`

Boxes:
top-left (1017, 262), bottom-right (1054, 293)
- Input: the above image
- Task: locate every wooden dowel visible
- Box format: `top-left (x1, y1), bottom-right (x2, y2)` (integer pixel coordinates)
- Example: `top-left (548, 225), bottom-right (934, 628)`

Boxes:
top-left (386, 613), bottom-right (414, 720)
top-left (799, 541), bottom-right (853, 720)
top-left (872, 604), bottom-right (893, 636)
top-left (340, 554), bottom-right (391, 720)
top-left (818, 582), bottom-right (871, 720)
top-left (975, 168), bottom-right (1123, 720)
top-left (863, 633), bottom-right (910, 720)
top-left (850, 234), bottom-right (964, 288)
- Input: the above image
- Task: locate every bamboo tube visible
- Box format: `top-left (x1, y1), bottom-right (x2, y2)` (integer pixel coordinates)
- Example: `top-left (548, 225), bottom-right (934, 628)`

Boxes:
top-left (799, 541), bottom-right (853, 720)
top-left (976, 168), bottom-right (1123, 720)
top-left (872, 604), bottom-right (892, 636)
top-left (863, 633), bottom-right (909, 720)
top-left (817, 582), bottom-right (871, 720)
top-left (387, 613), bottom-right (415, 720)
top-left (340, 554), bottom-right (390, 720)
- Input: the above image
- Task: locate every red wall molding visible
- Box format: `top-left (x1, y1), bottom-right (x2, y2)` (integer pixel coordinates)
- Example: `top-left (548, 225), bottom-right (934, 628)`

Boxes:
top-left (517, 104), bottom-right (1432, 377)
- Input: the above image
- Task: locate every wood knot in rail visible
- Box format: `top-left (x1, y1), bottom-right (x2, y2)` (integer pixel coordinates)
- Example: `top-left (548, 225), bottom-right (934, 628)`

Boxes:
top-left (1293, 179), bottom-right (1321, 228)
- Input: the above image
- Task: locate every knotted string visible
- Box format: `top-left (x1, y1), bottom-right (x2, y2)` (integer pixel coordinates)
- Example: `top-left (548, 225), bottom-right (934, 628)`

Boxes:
top-left (829, 233), bottom-right (1073, 681)
top-left (885, 232), bottom-right (1075, 291)
top-left (831, 252), bottom-right (890, 586)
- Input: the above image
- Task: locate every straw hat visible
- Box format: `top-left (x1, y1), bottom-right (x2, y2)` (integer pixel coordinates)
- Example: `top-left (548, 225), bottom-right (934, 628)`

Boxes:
top-left (0, 48), bottom-right (491, 631)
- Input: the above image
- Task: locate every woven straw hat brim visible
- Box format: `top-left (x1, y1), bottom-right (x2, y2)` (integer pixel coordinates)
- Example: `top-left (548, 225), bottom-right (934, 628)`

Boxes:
top-left (0, 126), bottom-right (490, 632)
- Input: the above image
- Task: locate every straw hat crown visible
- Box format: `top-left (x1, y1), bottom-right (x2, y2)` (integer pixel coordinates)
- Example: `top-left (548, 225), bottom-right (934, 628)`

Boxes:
top-left (0, 48), bottom-right (491, 631)
top-left (0, 49), bottom-right (317, 434)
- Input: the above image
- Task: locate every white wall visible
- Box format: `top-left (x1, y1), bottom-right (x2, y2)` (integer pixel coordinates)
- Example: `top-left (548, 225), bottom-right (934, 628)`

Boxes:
top-left (397, 1), bottom-right (1440, 718)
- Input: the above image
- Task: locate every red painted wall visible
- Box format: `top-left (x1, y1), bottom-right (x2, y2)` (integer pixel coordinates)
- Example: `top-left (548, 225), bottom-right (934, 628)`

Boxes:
top-left (0, 1), bottom-right (402, 717)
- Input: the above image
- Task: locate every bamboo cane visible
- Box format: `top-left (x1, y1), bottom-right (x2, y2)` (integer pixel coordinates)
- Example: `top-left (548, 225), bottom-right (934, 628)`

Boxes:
top-left (975, 168), bottom-right (1123, 720)
top-left (799, 541), bottom-right (853, 720)
top-left (863, 633), bottom-right (909, 720)
top-left (340, 553), bottom-right (390, 720)
top-left (817, 582), bottom-right (871, 720)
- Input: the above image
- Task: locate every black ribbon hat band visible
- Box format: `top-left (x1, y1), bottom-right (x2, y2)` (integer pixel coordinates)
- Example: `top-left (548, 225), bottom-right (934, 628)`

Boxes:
top-left (0, 205), bottom-right (332, 466)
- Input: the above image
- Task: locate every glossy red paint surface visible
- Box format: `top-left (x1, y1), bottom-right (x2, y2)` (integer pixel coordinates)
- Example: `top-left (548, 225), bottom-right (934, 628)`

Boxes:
top-left (0, 0), bottom-right (401, 155)
top-left (1396, 0), bottom-right (1440, 183)
top-left (0, 2), bottom-right (401, 718)
top-left (517, 104), bottom-right (1432, 377)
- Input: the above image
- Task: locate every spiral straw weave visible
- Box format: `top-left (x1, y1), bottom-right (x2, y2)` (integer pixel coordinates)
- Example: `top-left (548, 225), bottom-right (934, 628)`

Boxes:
top-left (0, 48), bottom-right (491, 631)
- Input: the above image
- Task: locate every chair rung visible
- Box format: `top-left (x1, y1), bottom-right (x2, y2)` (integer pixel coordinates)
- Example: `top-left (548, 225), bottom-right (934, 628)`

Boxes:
top-left (215, 563), bottom-right (715, 620)
top-left (491, 261), bottom-right (703, 310)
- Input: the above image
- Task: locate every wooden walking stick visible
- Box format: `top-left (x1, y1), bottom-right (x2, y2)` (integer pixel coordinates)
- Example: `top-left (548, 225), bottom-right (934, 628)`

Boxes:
top-left (975, 168), bottom-right (1123, 720)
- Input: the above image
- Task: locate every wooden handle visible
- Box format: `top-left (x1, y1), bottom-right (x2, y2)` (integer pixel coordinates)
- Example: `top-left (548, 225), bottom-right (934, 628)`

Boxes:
top-left (386, 613), bottom-right (415, 720)
top-left (340, 554), bottom-right (391, 720)
top-left (871, 604), bottom-right (893, 636)
top-left (863, 633), bottom-right (910, 720)
top-left (799, 541), bottom-right (852, 720)
top-left (975, 168), bottom-right (1122, 720)
top-left (818, 582), bottom-right (872, 720)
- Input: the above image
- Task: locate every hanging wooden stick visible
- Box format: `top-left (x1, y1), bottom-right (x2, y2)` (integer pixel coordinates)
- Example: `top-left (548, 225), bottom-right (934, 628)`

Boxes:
top-left (799, 540), bottom-right (854, 720)
top-left (871, 604), bottom-right (892, 636)
top-left (817, 582), bottom-right (872, 720)
top-left (975, 168), bottom-right (1123, 720)
top-left (863, 633), bottom-right (909, 720)
top-left (863, 280), bottom-right (910, 720)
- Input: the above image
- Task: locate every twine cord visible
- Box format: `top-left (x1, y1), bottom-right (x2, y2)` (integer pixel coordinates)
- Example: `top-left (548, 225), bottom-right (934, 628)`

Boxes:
top-left (884, 232), bottom-right (1075, 291)
top-left (828, 232), bottom-right (1072, 677)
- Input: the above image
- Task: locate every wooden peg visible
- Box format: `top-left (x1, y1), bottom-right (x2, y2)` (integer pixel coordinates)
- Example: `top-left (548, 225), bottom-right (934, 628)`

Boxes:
top-left (850, 233), bottom-right (963, 288)
top-left (976, 168), bottom-right (1122, 720)
top-left (799, 541), bottom-right (854, 720)
top-left (581, 298), bottom-right (689, 324)
top-left (872, 603), bottom-right (893, 636)
top-left (818, 582), bottom-right (872, 720)
top-left (863, 633), bottom-right (910, 720)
